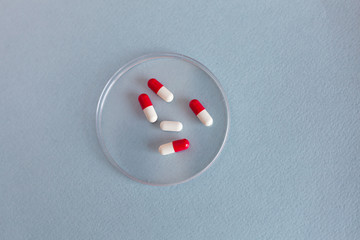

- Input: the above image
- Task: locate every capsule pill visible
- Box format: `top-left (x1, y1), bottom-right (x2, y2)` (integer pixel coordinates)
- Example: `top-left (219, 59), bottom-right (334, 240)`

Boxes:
top-left (160, 121), bottom-right (183, 132)
top-left (159, 138), bottom-right (190, 155)
top-left (189, 99), bottom-right (213, 126)
top-left (138, 93), bottom-right (158, 123)
top-left (148, 78), bottom-right (174, 102)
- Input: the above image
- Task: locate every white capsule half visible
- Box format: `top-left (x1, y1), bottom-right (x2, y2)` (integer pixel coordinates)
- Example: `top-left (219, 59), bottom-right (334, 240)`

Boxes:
top-left (158, 142), bottom-right (175, 155)
top-left (197, 110), bottom-right (213, 126)
top-left (143, 106), bottom-right (158, 123)
top-left (158, 87), bottom-right (174, 102)
top-left (160, 121), bottom-right (183, 132)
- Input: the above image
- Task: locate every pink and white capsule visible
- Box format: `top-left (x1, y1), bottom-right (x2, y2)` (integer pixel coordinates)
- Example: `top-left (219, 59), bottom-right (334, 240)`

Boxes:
top-left (138, 93), bottom-right (158, 123)
top-left (189, 99), bottom-right (213, 126)
top-left (148, 78), bottom-right (174, 102)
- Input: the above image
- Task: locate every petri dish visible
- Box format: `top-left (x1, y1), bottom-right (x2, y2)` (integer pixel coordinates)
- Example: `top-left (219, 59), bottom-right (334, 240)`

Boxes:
top-left (96, 52), bottom-right (229, 186)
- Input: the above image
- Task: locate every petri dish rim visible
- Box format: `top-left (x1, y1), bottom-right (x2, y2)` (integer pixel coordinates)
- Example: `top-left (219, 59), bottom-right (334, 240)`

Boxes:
top-left (96, 52), bottom-right (230, 186)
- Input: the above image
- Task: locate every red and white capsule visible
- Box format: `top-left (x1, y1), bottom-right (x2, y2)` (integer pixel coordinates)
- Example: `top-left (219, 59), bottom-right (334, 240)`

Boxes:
top-left (148, 78), bottom-right (174, 102)
top-left (189, 99), bottom-right (213, 126)
top-left (159, 138), bottom-right (190, 155)
top-left (138, 93), bottom-right (158, 123)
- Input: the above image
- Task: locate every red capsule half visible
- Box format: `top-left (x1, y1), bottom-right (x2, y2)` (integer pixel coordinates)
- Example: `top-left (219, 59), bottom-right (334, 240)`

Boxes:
top-left (189, 99), bottom-right (205, 115)
top-left (138, 93), bottom-right (153, 109)
top-left (172, 139), bottom-right (190, 152)
top-left (148, 78), bottom-right (163, 93)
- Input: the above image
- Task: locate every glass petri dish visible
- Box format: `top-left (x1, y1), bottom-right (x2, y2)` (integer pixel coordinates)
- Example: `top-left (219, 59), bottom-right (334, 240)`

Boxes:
top-left (96, 52), bottom-right (229, 186)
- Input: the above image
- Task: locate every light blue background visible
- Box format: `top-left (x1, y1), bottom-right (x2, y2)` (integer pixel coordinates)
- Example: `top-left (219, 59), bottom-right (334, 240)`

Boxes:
top-left (1, 0), bottom-right (359, 239)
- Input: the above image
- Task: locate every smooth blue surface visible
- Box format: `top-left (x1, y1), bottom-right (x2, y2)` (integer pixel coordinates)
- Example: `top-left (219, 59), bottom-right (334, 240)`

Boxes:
top-left (1, 0), bottom-right (359, 239)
